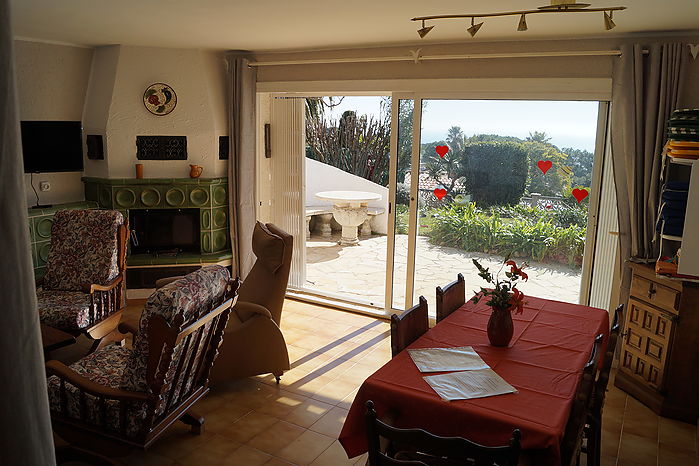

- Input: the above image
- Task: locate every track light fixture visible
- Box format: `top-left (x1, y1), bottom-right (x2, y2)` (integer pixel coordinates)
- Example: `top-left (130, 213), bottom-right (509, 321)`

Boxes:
top-left (604, 11), bottom-right (616, 30)
top-left (467, 17), bottom-right (484, 37)
top-left (417, 20), bottom-right (434, 38)
top-left (518, 14), bottom-right (528, 32)
top-left (411, 1), bottom-right (626, 39)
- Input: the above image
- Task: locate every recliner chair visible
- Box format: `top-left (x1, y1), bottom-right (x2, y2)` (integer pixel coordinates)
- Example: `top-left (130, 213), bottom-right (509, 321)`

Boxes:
top-left (209, 221), bottom-right (292, 383)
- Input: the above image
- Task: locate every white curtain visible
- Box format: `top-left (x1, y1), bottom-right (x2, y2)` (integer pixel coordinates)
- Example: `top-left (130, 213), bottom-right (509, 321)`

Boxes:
top-left (226, 51), bottom-right (257, 279)
top-left (0, 0), bottom-right (56, 463)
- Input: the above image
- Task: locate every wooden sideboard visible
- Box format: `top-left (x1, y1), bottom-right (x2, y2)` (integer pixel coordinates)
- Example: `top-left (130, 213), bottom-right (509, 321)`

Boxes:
top-left (614, 263), bottom-right (699, 423)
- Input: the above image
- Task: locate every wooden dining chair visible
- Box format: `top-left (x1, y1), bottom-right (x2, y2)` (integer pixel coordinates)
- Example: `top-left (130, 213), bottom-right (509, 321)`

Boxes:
top-left (436, 273), bottom-right (465, 323)
top-left (391, 296), bottom-right (429, 357)
top-left (584, 304), bottom-right (624, 466)
top-left (560, 333), bottom-right (604, 466)
top-left (365, 400), bottom-right (521, 466)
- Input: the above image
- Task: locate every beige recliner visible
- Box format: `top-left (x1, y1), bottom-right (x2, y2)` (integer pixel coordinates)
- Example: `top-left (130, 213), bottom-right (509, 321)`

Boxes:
top-left (209, 221), bottom-right (292, 383)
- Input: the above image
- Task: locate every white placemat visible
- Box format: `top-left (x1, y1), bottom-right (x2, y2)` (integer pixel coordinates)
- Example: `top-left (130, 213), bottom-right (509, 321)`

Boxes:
top-left (407, 346), bottom-right (490, 373)
top-left (423, 368), bottom-right (517, 401)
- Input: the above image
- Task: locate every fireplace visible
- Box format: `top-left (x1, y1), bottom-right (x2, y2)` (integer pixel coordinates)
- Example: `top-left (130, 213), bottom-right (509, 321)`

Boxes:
top-left (130, 208), bottom-right (200, 255)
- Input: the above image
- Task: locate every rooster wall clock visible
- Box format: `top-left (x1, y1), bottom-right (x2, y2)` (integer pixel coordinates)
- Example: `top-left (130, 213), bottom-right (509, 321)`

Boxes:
top-left (143, 83), bottom-right (177, 116)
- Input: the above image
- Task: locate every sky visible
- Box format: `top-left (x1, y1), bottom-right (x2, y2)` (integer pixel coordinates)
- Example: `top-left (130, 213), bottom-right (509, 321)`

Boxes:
top-left (323, 96), bottom-right (600, 152)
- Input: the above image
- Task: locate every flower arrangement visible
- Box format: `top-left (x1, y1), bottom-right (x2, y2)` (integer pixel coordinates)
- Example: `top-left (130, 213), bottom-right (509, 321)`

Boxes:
top-left (471, 256), bottom-right (528, 314)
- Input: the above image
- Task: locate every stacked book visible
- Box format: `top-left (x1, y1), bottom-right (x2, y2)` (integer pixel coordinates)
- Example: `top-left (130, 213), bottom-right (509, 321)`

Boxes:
top-left (658, 181), bottom-right (689, 238)
top-left (667, 109), bottom-right (699, 159)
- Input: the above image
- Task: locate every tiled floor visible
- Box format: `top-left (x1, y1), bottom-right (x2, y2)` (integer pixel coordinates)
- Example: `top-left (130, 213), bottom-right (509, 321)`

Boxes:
top-left (53, 299), bottom-right (698, 466)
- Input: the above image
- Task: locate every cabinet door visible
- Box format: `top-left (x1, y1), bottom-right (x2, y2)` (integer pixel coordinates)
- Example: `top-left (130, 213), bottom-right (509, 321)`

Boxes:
top-left (620, 298), bottom-right (676, 390)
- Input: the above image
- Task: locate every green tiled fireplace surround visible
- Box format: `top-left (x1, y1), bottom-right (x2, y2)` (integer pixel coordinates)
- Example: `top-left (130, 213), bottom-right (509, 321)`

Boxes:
top-left (28, 201), bottom-right (99, 278)
top-left (83, 177), bottom-right (232, 267)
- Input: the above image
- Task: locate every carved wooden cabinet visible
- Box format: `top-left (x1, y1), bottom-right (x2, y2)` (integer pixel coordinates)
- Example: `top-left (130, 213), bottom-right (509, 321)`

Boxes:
top-left (614, 263), bottom-right (699, 423)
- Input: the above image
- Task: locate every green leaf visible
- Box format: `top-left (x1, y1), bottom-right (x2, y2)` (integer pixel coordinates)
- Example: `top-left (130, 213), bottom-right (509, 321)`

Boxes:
top-left (156, 105), bottom-right (166, 113)
top-left (145, 89), bottom-right (156, 97)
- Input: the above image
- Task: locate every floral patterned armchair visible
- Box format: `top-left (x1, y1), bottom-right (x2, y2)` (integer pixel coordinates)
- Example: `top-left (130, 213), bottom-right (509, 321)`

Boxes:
top-left (46, 265), bottom-right (239, 449)
top-left (37, 209), bottom-right (128, 350)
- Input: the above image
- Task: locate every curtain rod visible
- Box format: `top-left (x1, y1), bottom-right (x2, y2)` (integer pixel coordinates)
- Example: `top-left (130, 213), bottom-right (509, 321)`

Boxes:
top-left (247, 49), bottom-right (639, 67)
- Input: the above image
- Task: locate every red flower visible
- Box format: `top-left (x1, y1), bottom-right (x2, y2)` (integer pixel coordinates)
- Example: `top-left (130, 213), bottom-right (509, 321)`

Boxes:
top-left (509, 287), bottom-right (525, 314)
top-left (505, 260), bottom-right (528, 281)
top-left (148, 95), bottom-right (160, 105)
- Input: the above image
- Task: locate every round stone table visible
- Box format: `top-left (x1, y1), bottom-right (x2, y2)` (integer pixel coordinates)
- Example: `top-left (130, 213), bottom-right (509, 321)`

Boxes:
top-left (315, 191), bottom-right (382, 245)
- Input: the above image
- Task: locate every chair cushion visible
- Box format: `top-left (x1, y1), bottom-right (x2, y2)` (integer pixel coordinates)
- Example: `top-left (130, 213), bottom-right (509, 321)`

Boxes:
top-left (122, 265), bottom-right (231, 394)
top-left (43, 210), bottom-right (124, 292)
top-left (37, 289), bottom-right (92, 330)
top-left (252, 222), bottom-right (285, 273)
top-left (47, 346), bottom-right (147, 438)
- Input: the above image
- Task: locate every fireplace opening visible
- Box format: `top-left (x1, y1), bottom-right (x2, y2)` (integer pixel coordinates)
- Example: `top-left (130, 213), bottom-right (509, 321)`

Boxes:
top-left (130, 208), bottom-right (200, 255)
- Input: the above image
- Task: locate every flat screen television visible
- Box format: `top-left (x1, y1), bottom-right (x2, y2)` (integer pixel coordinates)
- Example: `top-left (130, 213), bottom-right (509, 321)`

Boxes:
top-left (21, 121), bottom-right (84, 173)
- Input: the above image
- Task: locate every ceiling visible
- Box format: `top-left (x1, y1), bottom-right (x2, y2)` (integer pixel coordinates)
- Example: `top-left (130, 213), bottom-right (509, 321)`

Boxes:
top-left (10, 0), bottom-right (699, 52)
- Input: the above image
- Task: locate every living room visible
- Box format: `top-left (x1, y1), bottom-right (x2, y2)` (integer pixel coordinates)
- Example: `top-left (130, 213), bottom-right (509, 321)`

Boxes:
top-left (2, 1), bottom-right (699, 465)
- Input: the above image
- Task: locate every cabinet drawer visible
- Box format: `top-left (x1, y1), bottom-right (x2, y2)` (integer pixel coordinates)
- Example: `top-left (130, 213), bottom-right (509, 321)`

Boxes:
top-left (630, 275), bottom-right (679, 312)
top-left (620, 298), bottom-right (676, 391)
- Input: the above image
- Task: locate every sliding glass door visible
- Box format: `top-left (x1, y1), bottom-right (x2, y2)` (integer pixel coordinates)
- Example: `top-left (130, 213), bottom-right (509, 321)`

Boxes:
top-left (265, 92), bottom-right (610, 317)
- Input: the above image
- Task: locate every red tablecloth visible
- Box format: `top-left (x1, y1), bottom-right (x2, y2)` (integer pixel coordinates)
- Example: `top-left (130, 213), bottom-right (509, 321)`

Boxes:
top-left (339, 295), bottom-right (609, 466)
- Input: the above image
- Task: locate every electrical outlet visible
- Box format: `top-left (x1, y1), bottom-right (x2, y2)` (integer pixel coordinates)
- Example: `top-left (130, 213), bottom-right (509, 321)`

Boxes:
top-left (39, 181), bottom-right (50, 192)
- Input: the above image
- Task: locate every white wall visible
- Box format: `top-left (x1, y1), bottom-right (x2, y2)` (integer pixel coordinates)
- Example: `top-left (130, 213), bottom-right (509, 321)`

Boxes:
top-left (305, 158), bottom-right (389, 234)
top-left (14, 40), bottom-right (93, 207)
top-left (87, 45), bottom-right (228, 179)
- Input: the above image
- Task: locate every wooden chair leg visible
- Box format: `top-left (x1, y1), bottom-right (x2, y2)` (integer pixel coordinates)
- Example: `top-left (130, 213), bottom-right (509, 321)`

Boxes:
top-left (180, 411), bottom-right (205, 435)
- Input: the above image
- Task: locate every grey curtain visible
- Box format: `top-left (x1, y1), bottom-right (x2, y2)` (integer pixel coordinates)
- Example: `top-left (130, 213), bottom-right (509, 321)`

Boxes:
top-left (226, 52), bottom-right (257, 279)
top-left (611, 43), bottom-right (685, 302)
top-left (0, 0), bottom-right (56, 463)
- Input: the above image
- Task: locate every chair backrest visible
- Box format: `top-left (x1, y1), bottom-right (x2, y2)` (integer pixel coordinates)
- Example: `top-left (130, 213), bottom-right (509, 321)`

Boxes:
top-left (560, 333), bottom-right (604, 466)
top-left (121, 266), bottom-right (235, 407)
top-left (590, 304), bottom-right (624, 420)
top-left (365, 400), bottom-right (521, 466)
top-left (44, 209), bottom-right (126, 291)
top-left (391, 296), bottom-right (429, 358)
top-left (436, 273), bottom-right (465, 323)
top-left (237, 222), bottom-right (293, 325)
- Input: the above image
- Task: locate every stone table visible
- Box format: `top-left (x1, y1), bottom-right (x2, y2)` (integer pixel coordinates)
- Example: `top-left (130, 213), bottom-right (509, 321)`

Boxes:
top-left (315, 191), bottom-right (382, 245)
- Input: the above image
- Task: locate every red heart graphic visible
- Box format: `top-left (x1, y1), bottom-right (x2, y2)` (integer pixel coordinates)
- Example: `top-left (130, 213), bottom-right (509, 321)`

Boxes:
top-left (435, 145), bottom-right (449, 158)
top-left (572, 188), bottom-right (589, 203)
top-left (433, 188), bottom-right (447, 200)
top-left (537, 160), bottom-right (553, 174)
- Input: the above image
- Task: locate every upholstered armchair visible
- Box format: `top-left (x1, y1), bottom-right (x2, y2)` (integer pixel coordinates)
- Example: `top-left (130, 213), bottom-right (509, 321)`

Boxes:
top-left (46, 265), bottom-right (239, 450)
top-left (37, 209), bottom-right (128, 351)
top-left (209, 221), bottom-right (292, 383)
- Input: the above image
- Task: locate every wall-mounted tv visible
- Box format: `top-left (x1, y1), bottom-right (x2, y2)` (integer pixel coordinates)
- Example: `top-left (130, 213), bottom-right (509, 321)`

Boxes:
top-left (21, 121), bottom-right (84, 173)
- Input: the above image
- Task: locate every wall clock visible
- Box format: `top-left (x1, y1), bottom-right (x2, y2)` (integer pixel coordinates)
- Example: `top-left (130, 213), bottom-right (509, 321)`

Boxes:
top-left (143, 83), bottom-right (177, 116)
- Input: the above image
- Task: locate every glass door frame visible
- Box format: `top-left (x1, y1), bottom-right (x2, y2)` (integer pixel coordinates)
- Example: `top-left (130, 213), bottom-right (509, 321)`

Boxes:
top-left (387, 93), bottom-right (610, 312)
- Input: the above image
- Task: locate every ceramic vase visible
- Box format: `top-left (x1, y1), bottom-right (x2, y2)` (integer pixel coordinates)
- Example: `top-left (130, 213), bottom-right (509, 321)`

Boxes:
top-left (487, 306), bottom-right (514, 347)
top-left (189, 164), bottom-right (203, 178)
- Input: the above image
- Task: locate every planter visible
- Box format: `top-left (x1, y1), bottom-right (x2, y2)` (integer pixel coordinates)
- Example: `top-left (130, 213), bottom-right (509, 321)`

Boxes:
top-left (487, 306), bottom-right (514, 347)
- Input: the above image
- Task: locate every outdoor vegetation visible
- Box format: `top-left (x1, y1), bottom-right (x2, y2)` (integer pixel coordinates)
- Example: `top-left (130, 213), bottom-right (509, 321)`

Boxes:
top-left (305, 97), bottom-right (592, 268)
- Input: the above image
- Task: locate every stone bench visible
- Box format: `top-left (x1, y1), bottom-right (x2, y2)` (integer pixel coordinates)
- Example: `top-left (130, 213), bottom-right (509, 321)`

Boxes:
top-left (305, 205), bottom-right (385, 239)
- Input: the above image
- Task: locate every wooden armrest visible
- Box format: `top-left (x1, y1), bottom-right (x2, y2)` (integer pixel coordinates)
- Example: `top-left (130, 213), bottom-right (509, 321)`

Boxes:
top-left (46, 360), bottom-right (149, 403)
top-left (117, 322), bottom-right (139, 338)
top-left (81, 275), bottom-right (123, 294)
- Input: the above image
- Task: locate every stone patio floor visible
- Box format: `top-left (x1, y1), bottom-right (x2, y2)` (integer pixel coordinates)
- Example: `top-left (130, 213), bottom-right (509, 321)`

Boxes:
top-left (305, 233), bottom-right (582, 312)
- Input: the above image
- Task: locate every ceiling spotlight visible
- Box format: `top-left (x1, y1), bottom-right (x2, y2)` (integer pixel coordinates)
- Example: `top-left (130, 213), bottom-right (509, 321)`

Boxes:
top-left (604, 11), bottom-right (616, 30)
top-left (467, 17), bottom-right (484, 37)
top-left (417, 20), bottom-right (434, 38)
top-left (517, 14), bottom-right (528, 31)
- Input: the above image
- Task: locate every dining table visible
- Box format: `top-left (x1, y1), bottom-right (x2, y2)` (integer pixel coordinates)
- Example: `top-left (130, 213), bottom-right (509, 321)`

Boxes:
top-left (338, 294), bottom-right (609, 466)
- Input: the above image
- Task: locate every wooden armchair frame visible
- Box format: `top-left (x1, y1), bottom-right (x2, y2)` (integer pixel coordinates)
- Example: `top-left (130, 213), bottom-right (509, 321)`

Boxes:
top-left (40, 219), bottom-right (129, 353)
top-left (365, 400), bottom-right (521, 466)
top-left (46, 278), bottom-right (240, 450)
top-left (436, 273), bottom-right (465, 323)
top-left (391, 296), bottom-right (429, 358)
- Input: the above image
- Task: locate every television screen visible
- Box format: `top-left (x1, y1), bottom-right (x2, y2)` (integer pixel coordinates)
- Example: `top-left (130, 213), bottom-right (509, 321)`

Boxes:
top-left (21, 121), bottom-right (84, 173)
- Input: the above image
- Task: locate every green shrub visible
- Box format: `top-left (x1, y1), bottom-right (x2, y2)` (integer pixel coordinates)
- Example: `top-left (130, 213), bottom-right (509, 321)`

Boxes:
top-left (463, 142), bottom-right (528, 207)
top-left (428, 203), bottom-right (585, 267)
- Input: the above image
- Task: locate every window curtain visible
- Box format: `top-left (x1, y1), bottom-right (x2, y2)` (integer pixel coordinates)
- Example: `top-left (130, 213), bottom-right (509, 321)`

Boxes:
top-left (611, 43), bottom-right (685, 304)
top-left (0, 0), bottom-right (56, 463)
top-left (226, 52), bottom-right (257, 279)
